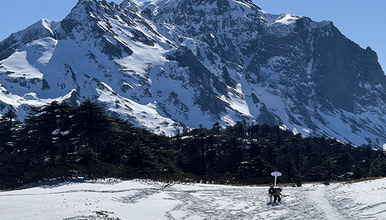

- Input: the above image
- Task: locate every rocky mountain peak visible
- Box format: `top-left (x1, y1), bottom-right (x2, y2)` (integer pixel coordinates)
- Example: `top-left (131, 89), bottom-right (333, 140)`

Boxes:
top-left (0, 0), bottom-right (385, 147)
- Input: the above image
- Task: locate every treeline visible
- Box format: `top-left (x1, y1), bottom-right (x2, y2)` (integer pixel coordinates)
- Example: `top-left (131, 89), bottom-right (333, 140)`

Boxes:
top-left (0, 101), bottom-right (385, 189)
top-left (176, 122), bottom-right (386, 184)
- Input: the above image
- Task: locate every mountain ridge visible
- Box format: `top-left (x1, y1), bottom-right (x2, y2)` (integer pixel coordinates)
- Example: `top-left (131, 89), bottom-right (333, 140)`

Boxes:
top-left (0, 0), bottom-right (385, 147)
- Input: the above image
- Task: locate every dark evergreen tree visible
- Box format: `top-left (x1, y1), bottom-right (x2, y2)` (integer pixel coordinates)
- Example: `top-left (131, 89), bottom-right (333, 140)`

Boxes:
top-left (72, 100), bottom-right (111, 161)
top-left (0, 108), bottom-right (20, 158)
top-left (1, 101), bottom-right (385, 190)
top-left (19, 102), bottom-right (59, 165)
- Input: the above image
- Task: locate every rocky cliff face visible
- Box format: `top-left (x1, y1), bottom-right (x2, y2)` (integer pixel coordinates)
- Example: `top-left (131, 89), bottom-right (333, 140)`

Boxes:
top-left (0, 0), bottom-right (385, 147)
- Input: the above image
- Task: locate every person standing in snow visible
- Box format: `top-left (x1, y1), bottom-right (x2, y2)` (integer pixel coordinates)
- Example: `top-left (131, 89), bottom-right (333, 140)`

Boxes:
top-left (273, 188), bottom-right (282, 203)
top-left (268, 185), bottom-right (275, 202)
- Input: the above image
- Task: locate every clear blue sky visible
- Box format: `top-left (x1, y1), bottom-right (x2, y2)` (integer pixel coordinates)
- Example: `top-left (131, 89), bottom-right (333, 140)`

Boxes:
top-left (0, 0), bottom-right (385, 71)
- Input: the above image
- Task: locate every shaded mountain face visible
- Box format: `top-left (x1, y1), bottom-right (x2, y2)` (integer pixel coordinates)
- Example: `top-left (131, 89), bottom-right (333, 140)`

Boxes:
top-left (0, 0), bottom-right (385, 147)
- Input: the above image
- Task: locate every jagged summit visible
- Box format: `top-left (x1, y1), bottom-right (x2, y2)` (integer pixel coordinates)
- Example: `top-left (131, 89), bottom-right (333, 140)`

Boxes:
top-left (0, 0), bottom-right (385, 147)
top-left (235, 0), bottom-right (261, 10)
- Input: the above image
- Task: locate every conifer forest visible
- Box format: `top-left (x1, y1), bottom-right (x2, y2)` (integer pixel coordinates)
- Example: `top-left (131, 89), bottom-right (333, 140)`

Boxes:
top-left (0, 101), bottom-right (385, 189)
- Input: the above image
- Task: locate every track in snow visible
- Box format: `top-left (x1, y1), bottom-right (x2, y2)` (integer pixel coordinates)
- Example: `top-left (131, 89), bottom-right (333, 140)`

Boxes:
top-left (0, 179), bottom-right (385, 219)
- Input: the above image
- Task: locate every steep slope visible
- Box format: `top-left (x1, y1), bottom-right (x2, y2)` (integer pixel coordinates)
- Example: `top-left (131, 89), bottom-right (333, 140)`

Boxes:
top-left (0, 0), bottom-right (385, 147)
top-left (0, 0), bottom-right (180, 134)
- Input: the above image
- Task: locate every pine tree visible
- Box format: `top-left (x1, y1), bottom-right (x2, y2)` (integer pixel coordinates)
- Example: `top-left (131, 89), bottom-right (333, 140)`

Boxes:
top-left (0, 108), bottom-right (20, 158)
top-left (19, 101), bottom-right (76, 166)
top-left (72, 100), bottom-right (111, 158)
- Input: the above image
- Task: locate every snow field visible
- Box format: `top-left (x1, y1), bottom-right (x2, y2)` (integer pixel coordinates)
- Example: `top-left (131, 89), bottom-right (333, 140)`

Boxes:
top-left (0, 178), bottom-right (385, 219)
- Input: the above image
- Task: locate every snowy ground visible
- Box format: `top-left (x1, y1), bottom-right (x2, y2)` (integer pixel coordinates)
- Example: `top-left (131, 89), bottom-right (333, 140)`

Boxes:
top-left (0, 178), bottom-right (385, 220)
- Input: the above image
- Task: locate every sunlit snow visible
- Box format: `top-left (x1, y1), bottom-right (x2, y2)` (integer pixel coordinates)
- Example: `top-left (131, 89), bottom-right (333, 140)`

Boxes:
top-left (0, 0), bottom-right (385, 147)
top-left (0, 178), bottom-right (385, 219)
top-left (1, 51), bottom-right (44, 79)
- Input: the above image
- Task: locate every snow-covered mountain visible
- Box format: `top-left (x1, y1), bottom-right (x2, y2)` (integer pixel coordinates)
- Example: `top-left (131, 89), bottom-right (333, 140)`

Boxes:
top-left (0, 0), bottom-right (385, 147)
